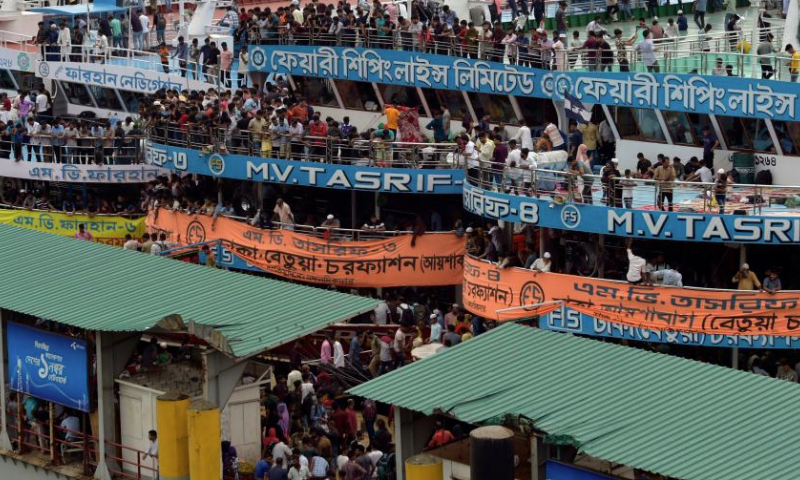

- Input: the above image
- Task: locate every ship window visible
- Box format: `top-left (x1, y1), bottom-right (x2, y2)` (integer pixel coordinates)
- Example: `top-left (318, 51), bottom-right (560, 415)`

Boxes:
top-left (467, 92), bottom-right (516, 124)
top-left (662, 111), bottom-right (699, 146)
top-left (376, 83), bottom-right (424, 115)
top-left (294, 77), bottom-right (338, 108)
top-left (335, 80), bottom-right (380, 111)
top-left (770, 121), bottom-right (800, 155)
top-left (61, 81), bottom-right (93, 106)
top-left (11, 71), bottom-right (41, 91)
top-left (421, 89), bottom-right (467, 120)
top-left (609, 106), bottom-right (666, 142)
top-left (118, 89), bottom-right (144, 114)
top-left (515, 97), bottom-right (558, 129)
top-left (87, 85), bottom-right (123, 111)
top-left (717, 116), bottom-right (760, 151)
top-left (0, 70), bottom-right (15, 90)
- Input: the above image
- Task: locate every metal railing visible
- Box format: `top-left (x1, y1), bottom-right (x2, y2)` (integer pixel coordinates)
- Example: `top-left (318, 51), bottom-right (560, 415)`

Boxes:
top-left (252, 23), bottom-right (795, 81)
top-left (0, 134), bottom-right (144, 165)
top-left (147, 124), bottom-right (463, 169)
top-left (467, 161), bottom-right (800, 216)
top-left (228, 215), bottom-right (456, 240)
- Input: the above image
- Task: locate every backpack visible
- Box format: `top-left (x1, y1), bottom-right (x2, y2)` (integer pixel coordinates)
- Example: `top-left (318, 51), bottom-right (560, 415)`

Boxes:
top-left (399, 306), bottom-right (415, 327)
top-left (376, 452), bottom-right (395, 480)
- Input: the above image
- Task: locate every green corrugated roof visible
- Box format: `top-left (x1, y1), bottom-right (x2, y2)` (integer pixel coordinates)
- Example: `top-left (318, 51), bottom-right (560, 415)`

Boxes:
top-left (0, 223), bottom-right (377, 358)
top-left (351, 323), bottom-right (800, 480)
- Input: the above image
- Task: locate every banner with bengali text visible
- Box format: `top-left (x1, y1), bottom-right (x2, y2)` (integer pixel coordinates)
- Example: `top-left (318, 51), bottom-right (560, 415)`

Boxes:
top-left (464, 256), bottom-right (800, 337)
top-left (0, 209), bottom-right (145, 245)
top-left (147, 209), bottom-right (464, 287)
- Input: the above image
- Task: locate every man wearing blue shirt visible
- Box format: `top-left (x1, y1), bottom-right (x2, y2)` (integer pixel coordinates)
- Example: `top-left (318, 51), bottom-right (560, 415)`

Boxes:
top-left (426, 112), bottom-right (448, 143)
top-left (693, 0), bottom-right (707, 29)
top-left (253, 452), bottom-right (271, 480)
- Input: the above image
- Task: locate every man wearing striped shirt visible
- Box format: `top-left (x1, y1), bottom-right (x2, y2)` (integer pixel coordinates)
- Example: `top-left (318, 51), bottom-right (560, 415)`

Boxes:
top-left (309, 454), bottom-right (329, 480)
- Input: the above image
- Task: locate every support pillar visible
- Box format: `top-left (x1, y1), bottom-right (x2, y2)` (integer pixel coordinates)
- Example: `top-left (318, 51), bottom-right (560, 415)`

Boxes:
top-left (598, 234), bottom-right (605, 278)
top-left (0, 311), bottom-right (13, 451)
top-left (187, 400), bottom-right (221, 480)
top-left (530, 435), bottom-right (547, 480)
top-left (351, 190), bottom-right (357, 230)
top-left (394, 407), bottom-right (437, 480)
top-left (202, 350), bottom-right (247, 410)
top-left (95, 331), bottom-right (139, 480)
top-left (733, 243), bottom-right (746, 370)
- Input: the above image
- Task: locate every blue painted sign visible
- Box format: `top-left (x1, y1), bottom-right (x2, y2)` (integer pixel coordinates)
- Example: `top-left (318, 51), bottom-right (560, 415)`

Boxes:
top-left (7, 323), bottom-right (90, 412)
top-left (145, 141), bottom-right (465, 194)
top-left (546, 461), bottom-right (619, 480)
top-left (250, 45), bottom-right (799, 122)
top-left (463, 184), bottom-right (800, 244)
top-left (541, 306), bottom-right (800, 349)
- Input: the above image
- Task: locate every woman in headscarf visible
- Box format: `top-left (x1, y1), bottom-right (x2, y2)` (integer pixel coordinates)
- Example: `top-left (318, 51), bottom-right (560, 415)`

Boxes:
top-left (262, 427), bottom-right (280, 451)
top-left (277, 403), bottom-right (290, 440)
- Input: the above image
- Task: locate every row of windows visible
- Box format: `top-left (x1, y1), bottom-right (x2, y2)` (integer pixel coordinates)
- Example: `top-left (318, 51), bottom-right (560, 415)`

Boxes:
top-left (293, 76), bottom-right (558, 127)
top-left (610, 106), bottom-right (800, 155)
top-left (61, 81), bottom-right (144, 113)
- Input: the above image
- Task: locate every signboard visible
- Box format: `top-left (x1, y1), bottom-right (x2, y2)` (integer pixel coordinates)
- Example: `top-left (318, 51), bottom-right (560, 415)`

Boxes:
top-left (7, 323), bottom-right (90, 412)
top-left (0, 46), bottom-right (36, 72)
top-left (542, 306), bottom-right (800, 349)
top-left (463, 256), bottom-right (800, 337)
top-left (464, 184), bottom-right (800, 244)
top-left (149, 209), bottom-right (464, 287)
top-left (0, 209), bottom-right (146, 246)
top-left (251, 45), bottom-right (799, 122)
top-left (0, 160), bottom-right (169, 184)
top-left (37, 61), bottom-right (214, 93)
top-left (145, 142), bottom-right (465, 194)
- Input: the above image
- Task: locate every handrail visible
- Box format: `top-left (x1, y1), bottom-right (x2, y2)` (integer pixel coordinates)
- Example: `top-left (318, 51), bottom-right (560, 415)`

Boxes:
top-left (0, 204), bottom-right (146, 218)
top-left (227, 214), bottom-right (457, 239)
top-left (146, 124), bottom-right (464, 169)
top-left (466, 161), bottom-right (800, 216)
top-left (0, 134), bottom-right (144, 165)
top-left (251, 22), bottom-right (794, 81)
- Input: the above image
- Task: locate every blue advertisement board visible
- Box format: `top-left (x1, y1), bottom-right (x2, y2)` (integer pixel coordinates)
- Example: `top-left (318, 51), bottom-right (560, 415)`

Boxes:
top-left (7, 323), bottom-right (91, 412)
top-left (145, 141), bottom-right (465, 194)
top-left (464, 184), bottom-right (800, 244)
top-left (542, 306), bottom-right (800, 349)
top-left (250, 45), bottom-right (798, 122)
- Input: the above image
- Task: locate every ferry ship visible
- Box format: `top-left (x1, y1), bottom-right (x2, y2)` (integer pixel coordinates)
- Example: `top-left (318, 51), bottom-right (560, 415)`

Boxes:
top-left (0, 0), bottom-right (797, 479)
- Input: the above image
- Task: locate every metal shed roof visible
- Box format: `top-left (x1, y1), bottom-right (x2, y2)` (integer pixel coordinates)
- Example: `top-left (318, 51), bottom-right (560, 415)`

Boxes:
top-left (0, 223), bottom-right (377, 358)
top-left (351, 323), bottom-right (800, 480)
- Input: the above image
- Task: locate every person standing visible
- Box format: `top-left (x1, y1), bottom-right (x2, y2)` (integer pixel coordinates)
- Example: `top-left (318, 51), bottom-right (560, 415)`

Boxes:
top-left (333, 334), bottom-right (345, 368)
top-left (218, 42), bottom-right (234, 88)
top-left (320, 336), bottom-right (332, 365)
top-left (732, 263), bottom-right (761, 290)
top-left (172, 36), bottom-right (188, 77)
top-left (786, 44), bottom-right (799, 82)
top-left (653, 155), bottom-right (675, 211)
top-left (692, 0), bottom-right (707, 30)
top-left (139, 10), bottom-right (150, 50)
top-left (110, 14), bottom-right (122, 52)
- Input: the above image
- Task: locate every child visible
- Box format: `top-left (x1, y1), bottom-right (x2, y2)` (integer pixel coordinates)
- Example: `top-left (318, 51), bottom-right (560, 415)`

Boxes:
top-left (620, 169), bottom-right (636, 209)
top-left (158, 42), bottom-right (170, 73)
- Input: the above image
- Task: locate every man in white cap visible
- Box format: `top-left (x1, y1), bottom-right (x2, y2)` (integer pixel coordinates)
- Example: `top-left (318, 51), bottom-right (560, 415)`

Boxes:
top-left (531, 252), bottom-right (552, 272)
top-left (732, 263), bottom-right (761, 290)
top-left (320, 213), bottom-right (340, 229)
top-left (713, 168), bottom-right (727, 214)
top-left (677, 10), bottom-right (688, 34)
top-left (553, 32), bottom-right (566, 71)
top-left (428, 313), bottom-right (442, 343)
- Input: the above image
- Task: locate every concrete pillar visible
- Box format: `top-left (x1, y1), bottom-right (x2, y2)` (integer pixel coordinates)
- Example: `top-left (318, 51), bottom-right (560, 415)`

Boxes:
top-left (187, 400), bottom-right (221, 480)
top-left (0, 311), bottom-right (12, 451)
top-left (156, 392), bottom-right (190, 480)
top-left (394, 407), bottom-right (437, 480)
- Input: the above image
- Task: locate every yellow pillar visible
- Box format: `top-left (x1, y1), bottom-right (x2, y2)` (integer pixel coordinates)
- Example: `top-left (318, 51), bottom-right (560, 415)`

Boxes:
top-left (187, 399), bottom-right (221, 480)
top-left (155, 391), bottom-right (190, 480)
top-left (405, 454), bottom-right (443, 480)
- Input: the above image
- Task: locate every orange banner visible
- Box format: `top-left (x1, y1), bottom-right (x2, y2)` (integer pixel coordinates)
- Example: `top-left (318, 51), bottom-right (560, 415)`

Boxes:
top-left (147, 209), bottom-right (464, 288)
top-left (464, 256), bottom-right (800, 336)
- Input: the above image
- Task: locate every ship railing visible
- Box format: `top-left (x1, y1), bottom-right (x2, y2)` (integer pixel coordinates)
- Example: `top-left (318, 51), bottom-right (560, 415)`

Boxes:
top-left (0, 133), bottom-right (144, 165)
top-left (229, 215), bottom-right (457, 240)
top-left (466, 161), bottom-right (796, 216)
top-left (146, 124), bottom-right (463, 169)
top-left (254, 24), bottom-right (792, 81)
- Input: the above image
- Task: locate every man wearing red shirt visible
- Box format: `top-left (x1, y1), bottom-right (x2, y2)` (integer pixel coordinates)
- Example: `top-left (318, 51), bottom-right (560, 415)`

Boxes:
top-left (308, 114), bottom-right (328, 161)
top-left (427, 422), bottom-right (454, 448)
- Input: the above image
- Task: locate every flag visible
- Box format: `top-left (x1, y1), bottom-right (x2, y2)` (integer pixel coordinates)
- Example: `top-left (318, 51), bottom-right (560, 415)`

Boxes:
top-left (563, 91), bottom-right (592, 124)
